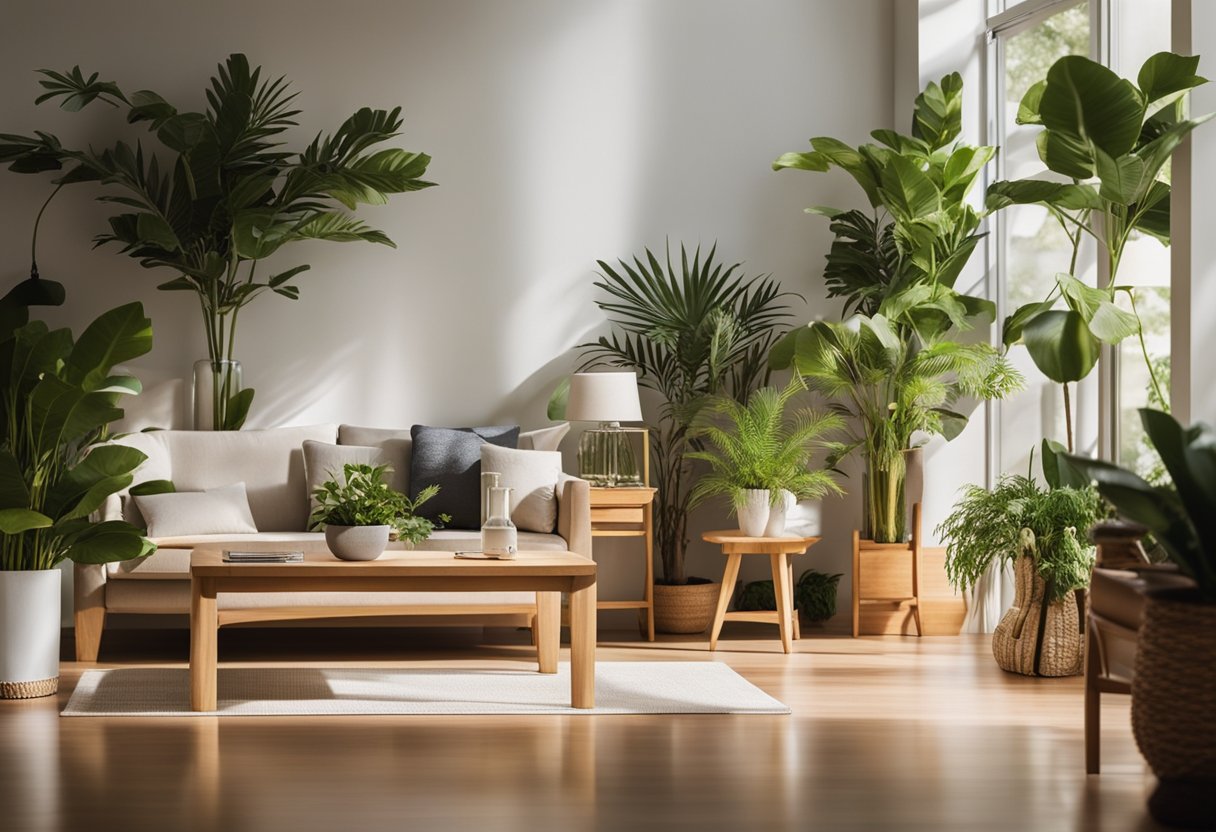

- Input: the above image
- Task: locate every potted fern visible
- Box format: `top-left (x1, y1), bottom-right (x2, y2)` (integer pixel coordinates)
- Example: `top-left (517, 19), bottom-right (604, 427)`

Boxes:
top-left (687, 375), bottom-right (842, 537)
top-left (1060, 410), bottom-right (1216, 828)
top-left (309, 463), bottom-right (440, 561)
top-left (936, 461), bottom-right (1101, 676)
top-left (0, 278), bottom-right (156, 698)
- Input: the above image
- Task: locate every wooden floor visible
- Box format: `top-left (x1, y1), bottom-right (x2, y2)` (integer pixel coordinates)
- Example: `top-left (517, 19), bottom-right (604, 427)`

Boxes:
top-left (0, 624), bottom-right (1162, 832)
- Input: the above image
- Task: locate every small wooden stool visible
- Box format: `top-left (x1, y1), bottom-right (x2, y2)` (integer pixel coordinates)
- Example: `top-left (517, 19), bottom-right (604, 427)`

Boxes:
top-left (702, 530), bottom-right (821, 654)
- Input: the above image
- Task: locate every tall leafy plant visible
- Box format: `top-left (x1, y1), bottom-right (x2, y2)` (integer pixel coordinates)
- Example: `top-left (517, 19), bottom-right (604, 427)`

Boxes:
top-left (770, 73), bottom-right (1020, 542)
top-left (577, 243), bottom-right (794, 584)
top-left (986, 52), bottom-right (1211, 448)
top-left (0, 55), bottom-right (435, 429)
top-left (0, 278), bottom-right (156, 570)
top-left (772, 315), bottom-right (1020, 542)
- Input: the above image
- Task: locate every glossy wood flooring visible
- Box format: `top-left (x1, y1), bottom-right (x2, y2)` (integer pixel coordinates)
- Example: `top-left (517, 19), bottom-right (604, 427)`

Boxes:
top-left (0, 625), bottom-right (1162, 832)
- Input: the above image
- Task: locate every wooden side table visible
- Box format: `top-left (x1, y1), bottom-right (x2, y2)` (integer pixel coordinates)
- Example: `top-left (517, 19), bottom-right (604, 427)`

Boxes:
top-left (589, 487), bottom-right (657, 642)
top-left (702, 530), bottom-right (821, 654)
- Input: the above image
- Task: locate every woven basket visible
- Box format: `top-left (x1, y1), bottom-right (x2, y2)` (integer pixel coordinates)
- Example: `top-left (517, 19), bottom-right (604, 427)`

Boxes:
top-left (992, 553), bottom-right (1082, 677)
top-left (1132, 589), bottom-right (1216, 781)
top-left (0, 676), bottom-right (58, 699)
top-left (653, 581), bottom-right (721, 634)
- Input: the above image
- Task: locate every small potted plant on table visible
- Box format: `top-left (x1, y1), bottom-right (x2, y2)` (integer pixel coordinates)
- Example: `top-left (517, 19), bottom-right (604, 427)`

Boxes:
top-left (310, 463), bottom-right (440, 561)
top-left (686, 375), bottom-right (842, 537)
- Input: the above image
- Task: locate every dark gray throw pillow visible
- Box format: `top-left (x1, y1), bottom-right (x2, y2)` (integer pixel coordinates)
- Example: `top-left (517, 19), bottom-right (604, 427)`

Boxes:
top-left (408, 425), bottom-right (520, 529)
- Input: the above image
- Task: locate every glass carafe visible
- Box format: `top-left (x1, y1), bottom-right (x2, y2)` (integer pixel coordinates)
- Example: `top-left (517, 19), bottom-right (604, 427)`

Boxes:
top-left (481, 486), bottom-right (517, 559)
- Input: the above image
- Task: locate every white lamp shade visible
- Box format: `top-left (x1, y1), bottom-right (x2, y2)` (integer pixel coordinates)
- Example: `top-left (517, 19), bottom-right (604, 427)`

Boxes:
top-left (565, 372), bottom-right (643, 422)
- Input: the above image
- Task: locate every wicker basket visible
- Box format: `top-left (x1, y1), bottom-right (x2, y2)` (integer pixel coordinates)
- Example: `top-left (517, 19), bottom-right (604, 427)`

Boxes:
top-left (0, 676), bottom-right (58, 699)
top-left (653, 581), bottom-right (721, 634)
top-left (1132, 588), bottom-right (1216, 779)
top-left (992, 553), bottom-right (1082, 677)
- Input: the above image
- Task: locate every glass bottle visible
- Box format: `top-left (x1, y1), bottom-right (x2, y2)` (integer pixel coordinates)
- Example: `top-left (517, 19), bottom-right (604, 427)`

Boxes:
top-left (481, 486), bottom-right (517, 559)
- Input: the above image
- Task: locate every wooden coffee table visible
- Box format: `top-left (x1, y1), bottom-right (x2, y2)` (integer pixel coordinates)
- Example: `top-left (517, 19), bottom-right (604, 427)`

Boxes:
top-left (189, 546), bottom-right (597, 711)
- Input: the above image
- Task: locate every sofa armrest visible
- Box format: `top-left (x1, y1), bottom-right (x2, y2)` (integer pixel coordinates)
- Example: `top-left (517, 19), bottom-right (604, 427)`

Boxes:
top-left (557, 474), bottom-right (591, 559)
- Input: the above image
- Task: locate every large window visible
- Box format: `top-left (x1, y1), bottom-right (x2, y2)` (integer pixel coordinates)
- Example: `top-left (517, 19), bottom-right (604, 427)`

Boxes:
top-left (988, 0), bottom-right (1172, 478)
top-left (990, 2), bottom-right (1093, 477)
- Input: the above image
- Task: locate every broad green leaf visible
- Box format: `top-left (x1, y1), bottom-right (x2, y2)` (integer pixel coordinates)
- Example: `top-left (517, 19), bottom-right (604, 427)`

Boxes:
top-left (985, 179), bottom-right (1101, 212)
top-left (1002, 300), bottom-right (1056, 348)
top-left (1041, 438), bottom-right (1090, 489)
top-left (1038, 55), bottom-right (1145, 160)
top-left (1094, 149), bottom-right (1148, 205)
top-left (1016, 81), bottom-right (1046, 125)
top-left (65, 302), bottom-right (153, 392)
top-left (0, 450), bottom-right (31, 509)
top-left (912, 72), bottom-right (963, 148)
top-left (1023, 309), bottom-right (1100, 383)
top-left (130, 479), bottom-right (175, 497)
top-left (0, 508), bottom-right (53, 534)
top-left (1037, 128), bottom-right (1097, 179)
top-left (772, 151), bottom-right (829, 172)
top-left (1132, 180), bottom-right (1171, 243)
top-left (44, 444), bottom-right (146, 521)
top-left (66, 520), bottom-right (155, 564)
top-left (134, 212), bottom-right (180, 252)
top-left (810, 137), bottom-right (881, 206)
top-left (941, 145), bottom-right (995, 201)
top-left (222, 387), bottom-right (255, 430)
top-left (1137, 52), bottom-right (1207, 109)
top-left (878, 153), bottom-right (941, 221)
top-left (1055, 273), bottom-right (1139, 344)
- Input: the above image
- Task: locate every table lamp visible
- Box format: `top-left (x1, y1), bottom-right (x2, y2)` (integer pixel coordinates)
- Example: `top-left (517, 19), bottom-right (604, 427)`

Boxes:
top-left (565, 371), bottom-right (647, 487)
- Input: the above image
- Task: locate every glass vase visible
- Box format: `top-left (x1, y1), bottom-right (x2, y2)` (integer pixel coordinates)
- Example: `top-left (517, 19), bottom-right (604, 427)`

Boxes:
top-left (862, 449), bottom-right (907, 544)
top-left (577, 422), bottom-right (642, 487)
top-left (192, 359), bottom-right (242, 431)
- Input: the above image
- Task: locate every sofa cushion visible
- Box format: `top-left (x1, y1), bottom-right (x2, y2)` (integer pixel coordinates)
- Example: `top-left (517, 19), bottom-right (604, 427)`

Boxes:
top-left (303, 441), bottom-right (408, 512)
top-left (133, 482), bottom-right (259, 538)
top-left (518, 423), bottom-right (569, 452)
top-left (115, 424), bottom-right (338, 532)
top-left (481, 445), bottom-right (561, 533)
top-left (408, 425), bottom-right (519, 529)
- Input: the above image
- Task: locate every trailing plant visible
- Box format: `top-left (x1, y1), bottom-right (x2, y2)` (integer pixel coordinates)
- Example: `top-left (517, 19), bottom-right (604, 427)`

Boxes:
top-left (687, 374), bottom-right (843, 512)
top-left (771, 314), bottom-right (1021, 542)
top-left (1060, 409), bottom-right (1216, 602)
top-left (0, 54), bottom-right (434, 429)
top-left (986, 52), bottom-right (1212, 448)
top-left (936, 470), bottom-right (1102, 603)
top-left (796, 570), bottom-right (842, 623)
top-left (576, 242), bottom-right (795, 584)
top-left (0, 276), bottom-right (156, 571)
top-left (770, 73), bottom-right (1022, 542)
top-left (309, 463), bottom-right (442, 546)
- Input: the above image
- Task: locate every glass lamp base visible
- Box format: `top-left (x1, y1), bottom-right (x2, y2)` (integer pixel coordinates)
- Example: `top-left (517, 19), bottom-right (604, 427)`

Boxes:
top-left (577, 425), bottom-right (642, 487)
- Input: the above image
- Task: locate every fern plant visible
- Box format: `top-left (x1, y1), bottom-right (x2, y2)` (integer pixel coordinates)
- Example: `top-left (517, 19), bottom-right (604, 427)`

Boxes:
top-left (0, 54), bottom-right (434, 429)
top-left (687, 375), bottom-right (842, 512)
top-left (936, 473), bottom-right (1102, 602)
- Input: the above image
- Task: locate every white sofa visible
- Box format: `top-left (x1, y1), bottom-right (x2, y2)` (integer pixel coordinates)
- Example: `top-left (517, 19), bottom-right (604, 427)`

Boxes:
top-left (74, 423), bottom-right (590, 661)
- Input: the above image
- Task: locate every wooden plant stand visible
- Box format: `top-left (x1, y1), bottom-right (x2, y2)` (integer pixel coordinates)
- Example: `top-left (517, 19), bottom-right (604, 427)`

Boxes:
top-left (852, 503), bottom-right (923, 637)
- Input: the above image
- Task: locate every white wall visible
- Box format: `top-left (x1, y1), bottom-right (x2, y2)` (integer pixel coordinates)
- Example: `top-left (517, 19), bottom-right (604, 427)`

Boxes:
top-left (0, 0), bottom-right (896, 626)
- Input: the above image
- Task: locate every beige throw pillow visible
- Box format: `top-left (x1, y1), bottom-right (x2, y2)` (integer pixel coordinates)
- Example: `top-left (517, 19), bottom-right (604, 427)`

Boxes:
top-left (132, 482), bottom-right (258, 538)
top-left (303, 441), bottom-right (406, 512)
top-left (480, 445), bottom-right (563, 534)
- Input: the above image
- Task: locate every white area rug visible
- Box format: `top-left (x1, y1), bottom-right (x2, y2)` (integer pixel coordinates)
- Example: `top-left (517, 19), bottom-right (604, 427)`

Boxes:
top-left (62, 662), bottom-right (790, 716)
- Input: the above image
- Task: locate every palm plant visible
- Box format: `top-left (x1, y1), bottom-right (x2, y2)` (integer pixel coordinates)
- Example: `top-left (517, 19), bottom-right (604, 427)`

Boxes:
top-left (986, 52), bottom-right (1211, 446)
top-left (687, 374), bottom-right (843, 512)
top-left (772, 315), bottom-right (1021, 542)
top-left (577, 243), bottom-right (795, 584)
top-left (0, 55), bottom-right (434, 429)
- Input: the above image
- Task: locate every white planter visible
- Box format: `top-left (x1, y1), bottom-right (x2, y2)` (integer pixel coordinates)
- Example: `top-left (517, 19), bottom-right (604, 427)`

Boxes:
top-left (737, 489), bottom-right (771, 537)
top-left (325, 525), bottom-right (390, 561)
top-left (0, 570), bottom-right (61, 699)
top-left (763, 490), bottom-right (795, 537)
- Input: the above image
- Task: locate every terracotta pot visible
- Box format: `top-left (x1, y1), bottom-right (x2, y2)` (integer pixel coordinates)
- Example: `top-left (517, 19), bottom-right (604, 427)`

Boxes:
top-left (653, 580), bottom-right (721, 634)
top-left (1132, 587), bottom-right (1216, 829)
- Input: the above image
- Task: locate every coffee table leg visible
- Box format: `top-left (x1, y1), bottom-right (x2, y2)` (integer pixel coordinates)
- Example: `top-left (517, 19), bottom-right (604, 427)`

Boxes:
top-left (536, 591), bottom-right (560, 674)
top-left (190, 576), bottom-right (218, 711)
top-left (569, 575), bottom-right (597, 709)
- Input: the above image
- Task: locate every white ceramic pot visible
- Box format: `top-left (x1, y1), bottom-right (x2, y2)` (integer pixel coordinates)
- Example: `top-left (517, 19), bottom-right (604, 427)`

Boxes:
top-left (0, 569), bottom-right (61, 699)
top-left (763, 490), bottom-right (795, 537)
top-left (325, 525), bottom-right (390, 561)
top-left (737, 489), bottom-right (771, 537)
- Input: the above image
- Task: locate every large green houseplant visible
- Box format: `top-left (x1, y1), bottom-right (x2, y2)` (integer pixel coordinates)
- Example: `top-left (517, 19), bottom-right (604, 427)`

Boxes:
top-left (986, 52), bottom-right (1211, 445)
top-left (0, 276), bottom-right (156, 698)
top-left (1060, 410), bottom-right (1216, 827)
top-left (687, 374), bottom-right (842, 537)
top-left (576, 242), bottom-right (794, 593)
top-left (771, 74), bottom-right (1021, 542)
top-left (0, 54), bottom-right (434, 429)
